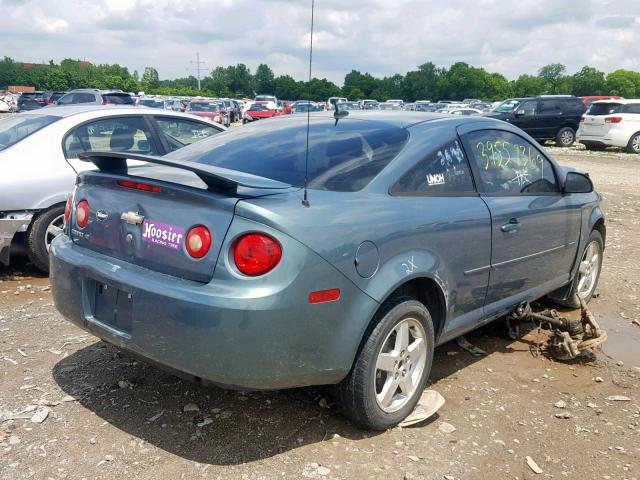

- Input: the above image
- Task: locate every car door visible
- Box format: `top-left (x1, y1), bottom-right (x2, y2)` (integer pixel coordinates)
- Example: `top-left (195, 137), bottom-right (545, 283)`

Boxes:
top-left (460, 127), bottom-right (581, 315)
top-left (509, 100), bottom-right (540, 138)
top-left (537, 99), bottom-right (563, 138)
top-left (62, 115), bottom-right (161, 172)
top-left (150, 116), bottom-right (223, 153)
top-left (389, 137), bottom-right (491, 337)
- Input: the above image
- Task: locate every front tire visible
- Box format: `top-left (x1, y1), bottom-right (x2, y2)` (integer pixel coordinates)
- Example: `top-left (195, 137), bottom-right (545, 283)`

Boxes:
top-left (558, 229), bottom-right (603, 308)
top-left (626, 133), bottom-right (640, 154)
top-left (26, 206), bottom-right (65, 272)
top-left (556, 127), bottom-right (576, 147)
top-left (333, 297), bottom-right (435, 430)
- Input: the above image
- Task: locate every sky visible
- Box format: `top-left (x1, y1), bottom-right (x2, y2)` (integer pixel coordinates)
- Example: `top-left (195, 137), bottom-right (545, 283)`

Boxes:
top-left (1, 0), bottom-right (640, 85)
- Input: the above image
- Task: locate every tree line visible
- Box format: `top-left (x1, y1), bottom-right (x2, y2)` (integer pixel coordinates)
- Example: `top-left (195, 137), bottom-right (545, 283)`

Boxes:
top-left (2, 56), bottom-right (640, 101)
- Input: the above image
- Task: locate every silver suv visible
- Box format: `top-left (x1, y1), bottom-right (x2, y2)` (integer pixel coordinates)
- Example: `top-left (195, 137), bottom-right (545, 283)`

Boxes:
top-left (55, 89), bottom-right (134, 106)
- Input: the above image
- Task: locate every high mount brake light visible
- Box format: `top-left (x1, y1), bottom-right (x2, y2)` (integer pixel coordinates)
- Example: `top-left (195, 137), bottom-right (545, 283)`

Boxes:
top-left (233, 233), bottom-right (282, 276)
top-left (76, 200), bottom-right (90, 228)
top-left (186, 226), bottom-right (212, 259)
top-left (117, 180), bottom-right (162, 193)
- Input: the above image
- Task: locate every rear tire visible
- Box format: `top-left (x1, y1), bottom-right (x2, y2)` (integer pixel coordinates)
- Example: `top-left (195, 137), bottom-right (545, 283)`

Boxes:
top-left (26, 206), bottom-right (65, 273)
top-left (626, 133), bottom-right (640, 154)
top-left (333, 297), bottom-right (435, 430)
top-left (555, 229), bottom-right (603, 308)
top-left (556, 127), bottom-right (576, 147)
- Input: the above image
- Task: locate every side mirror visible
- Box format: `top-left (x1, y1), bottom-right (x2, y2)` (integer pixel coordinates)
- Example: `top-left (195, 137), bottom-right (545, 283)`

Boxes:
top-left (564, 171), bottom-right (593, 194)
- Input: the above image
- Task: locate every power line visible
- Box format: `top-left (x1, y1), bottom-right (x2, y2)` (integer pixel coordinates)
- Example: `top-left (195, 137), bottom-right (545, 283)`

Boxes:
top-left (187, 52), bottom-right (206, 90)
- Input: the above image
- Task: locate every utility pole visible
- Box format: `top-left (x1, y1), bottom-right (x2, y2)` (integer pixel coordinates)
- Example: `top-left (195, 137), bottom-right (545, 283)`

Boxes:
top-left (187, 52), bottom-right (206, 91)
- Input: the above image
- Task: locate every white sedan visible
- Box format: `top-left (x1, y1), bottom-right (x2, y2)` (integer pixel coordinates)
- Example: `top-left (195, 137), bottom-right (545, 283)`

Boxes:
top-left (0, 105), bottom-right (225, 271)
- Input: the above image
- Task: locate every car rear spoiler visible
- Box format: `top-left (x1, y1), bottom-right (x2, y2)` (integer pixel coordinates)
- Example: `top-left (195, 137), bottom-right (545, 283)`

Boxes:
top-left (78, 151), bottom-right (291, 192)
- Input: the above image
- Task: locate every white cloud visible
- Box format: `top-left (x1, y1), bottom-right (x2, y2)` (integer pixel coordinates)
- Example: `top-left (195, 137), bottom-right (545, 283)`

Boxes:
top-left (0, 0), bottom-right (639, 84)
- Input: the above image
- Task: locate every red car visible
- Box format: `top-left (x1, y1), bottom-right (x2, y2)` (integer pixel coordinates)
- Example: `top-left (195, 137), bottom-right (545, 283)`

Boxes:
top-left (243, 102), bottom-right (284, 123)
top-left (186, 101), bottom-right (228, 126)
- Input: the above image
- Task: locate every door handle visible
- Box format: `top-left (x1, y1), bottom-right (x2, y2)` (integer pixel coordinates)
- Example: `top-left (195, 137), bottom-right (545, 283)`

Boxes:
top-left (501, 218), bottom-right (519, 233)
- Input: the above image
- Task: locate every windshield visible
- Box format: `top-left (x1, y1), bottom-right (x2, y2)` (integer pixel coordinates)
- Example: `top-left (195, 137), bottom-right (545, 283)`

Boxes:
top-left (493, 99), bottom-right (521, 113)
top-left (587, 102), bottom-right (623, 116)
top-left (168, 117), bottom-right (409, 192)
top-left (189, 103), bottom-right (219, 112)
top-left (249, 104), bottom-right (269, 111)
top-left (0, 114), bottom-right (61, 151)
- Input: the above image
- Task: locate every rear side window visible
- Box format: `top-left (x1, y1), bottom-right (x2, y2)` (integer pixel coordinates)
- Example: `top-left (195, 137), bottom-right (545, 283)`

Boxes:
top-left (465, 130), bottom-right (558, 195)
top-left (63, 116), bottom-right (158, 158)
top-left (103, 93), bottom-right (134, 105)
top-left (73, 93), bottom-right (96, 104)
top-left (623, 104), bottom-right (640, 114)
top-left (0, 114), bottom-right (61, 151)
top-left (169, 118), bottom-right (409, 192)
top-left (588, 103), bottom-right (623, 115)
top-left (539, 100), bottom-right (561, 114)
top-left (390, 139), bottom-right (475, 195)
top-left (154, 117), bottom-right (220, 152)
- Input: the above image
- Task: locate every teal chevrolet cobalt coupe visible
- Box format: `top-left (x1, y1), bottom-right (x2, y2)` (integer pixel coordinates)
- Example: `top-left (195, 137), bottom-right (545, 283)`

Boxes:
top-left (50, 112), bottom-right (605, 429)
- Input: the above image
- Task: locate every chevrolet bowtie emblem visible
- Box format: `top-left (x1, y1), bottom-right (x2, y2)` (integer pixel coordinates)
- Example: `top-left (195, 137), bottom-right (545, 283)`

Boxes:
top-left (120, 211), bottom-right (145, 225)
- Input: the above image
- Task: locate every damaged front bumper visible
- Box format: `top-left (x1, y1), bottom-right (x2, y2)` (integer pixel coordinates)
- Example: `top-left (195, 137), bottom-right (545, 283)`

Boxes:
top-left (0, 213), bottom-right (33, 266)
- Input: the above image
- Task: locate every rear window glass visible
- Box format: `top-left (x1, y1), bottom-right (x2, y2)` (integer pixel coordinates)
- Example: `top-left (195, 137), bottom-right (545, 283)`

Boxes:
top-left (103, 94), bottom-right (134, 105)
top-left (588, 103), bottom-right (623, 115)
top-left (169, 118), bottom-right (409, 192)
top-left (0, 114), bottom-right (61, 151)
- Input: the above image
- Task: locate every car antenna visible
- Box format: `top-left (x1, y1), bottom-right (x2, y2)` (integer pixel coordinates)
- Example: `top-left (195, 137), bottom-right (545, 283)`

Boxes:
top-left (302, 0), bottom-right (315, 208)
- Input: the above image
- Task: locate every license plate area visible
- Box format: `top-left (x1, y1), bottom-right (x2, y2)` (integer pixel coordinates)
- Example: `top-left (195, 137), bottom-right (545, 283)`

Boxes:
top-left (85, 279), bottom-right (133, 334)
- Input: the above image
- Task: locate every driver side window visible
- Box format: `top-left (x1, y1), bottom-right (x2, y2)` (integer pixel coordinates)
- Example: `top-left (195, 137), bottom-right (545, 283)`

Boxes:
top-left (517, 100), bottom-right (537, 117)
top-left (465, 130), bottom-right (558, 195)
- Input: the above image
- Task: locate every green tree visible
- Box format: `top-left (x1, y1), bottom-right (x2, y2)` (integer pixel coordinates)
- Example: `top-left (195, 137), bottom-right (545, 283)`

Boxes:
top-left (254, 63), bottom-right (275, 95)
top-left (511, 74), bottom-right (547, 97)
top-left (141, 67), bottom-right (160, 89)
top-left (538, 63), bottom-right (567, 93)
top-left (571, 66), bottom-right (606, 96)
top-left (605, 69), bottom-right (640, 97)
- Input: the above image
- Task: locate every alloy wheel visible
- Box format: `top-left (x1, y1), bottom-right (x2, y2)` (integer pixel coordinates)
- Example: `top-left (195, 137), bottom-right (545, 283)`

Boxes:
top-left (374, 317), bottom-right (427, 413)
top-left (561, 130), bottom-right (574, 146)
top-left (632, 135), bottom-right (640, 153)
top-left (577, 241), bottom-right (600, 298)
top-left (45, 214), bottom-right (65, 252)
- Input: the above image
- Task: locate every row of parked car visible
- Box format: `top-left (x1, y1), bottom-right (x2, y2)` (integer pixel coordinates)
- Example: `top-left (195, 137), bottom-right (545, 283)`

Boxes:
top-left (329, 95), bottom-right (638, 152)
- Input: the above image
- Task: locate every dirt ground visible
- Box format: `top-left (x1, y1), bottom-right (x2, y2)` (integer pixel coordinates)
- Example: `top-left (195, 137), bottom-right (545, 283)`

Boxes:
top-left (1, 146), bottom-right (639, 480)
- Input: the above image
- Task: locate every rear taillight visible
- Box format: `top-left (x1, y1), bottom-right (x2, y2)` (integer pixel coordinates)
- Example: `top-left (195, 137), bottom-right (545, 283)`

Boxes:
top-left (580, 115), bottom-right (585, 122)
top-left (117, 180), bottom-right (162, 193)
top-left (233, 233), bottom-right (282, 276)
top-left (76, 200), bottom-right (90, 228)
top-left (64, 196), bottom-right (72, 224)
top-left (605, 116), bottom-right (623, 123)
top-left (185, 226), bottom-right (212, 259)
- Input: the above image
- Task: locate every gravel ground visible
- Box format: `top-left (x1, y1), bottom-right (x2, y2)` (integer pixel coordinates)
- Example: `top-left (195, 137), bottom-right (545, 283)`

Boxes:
top-left (1, 147), bottom-right (639, 480)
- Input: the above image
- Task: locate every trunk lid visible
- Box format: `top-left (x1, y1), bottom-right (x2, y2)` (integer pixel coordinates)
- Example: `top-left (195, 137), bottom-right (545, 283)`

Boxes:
top-left (70, 167), bottom-right (238, 283)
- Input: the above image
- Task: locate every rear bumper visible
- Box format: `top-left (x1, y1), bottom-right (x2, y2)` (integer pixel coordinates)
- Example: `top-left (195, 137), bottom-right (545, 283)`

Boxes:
top-left (0, 215), bottom-right (32, 266)
top-left (577, 129), bottom-right (630, 148)
top-left (50, 233), bottom-right (378, 390)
